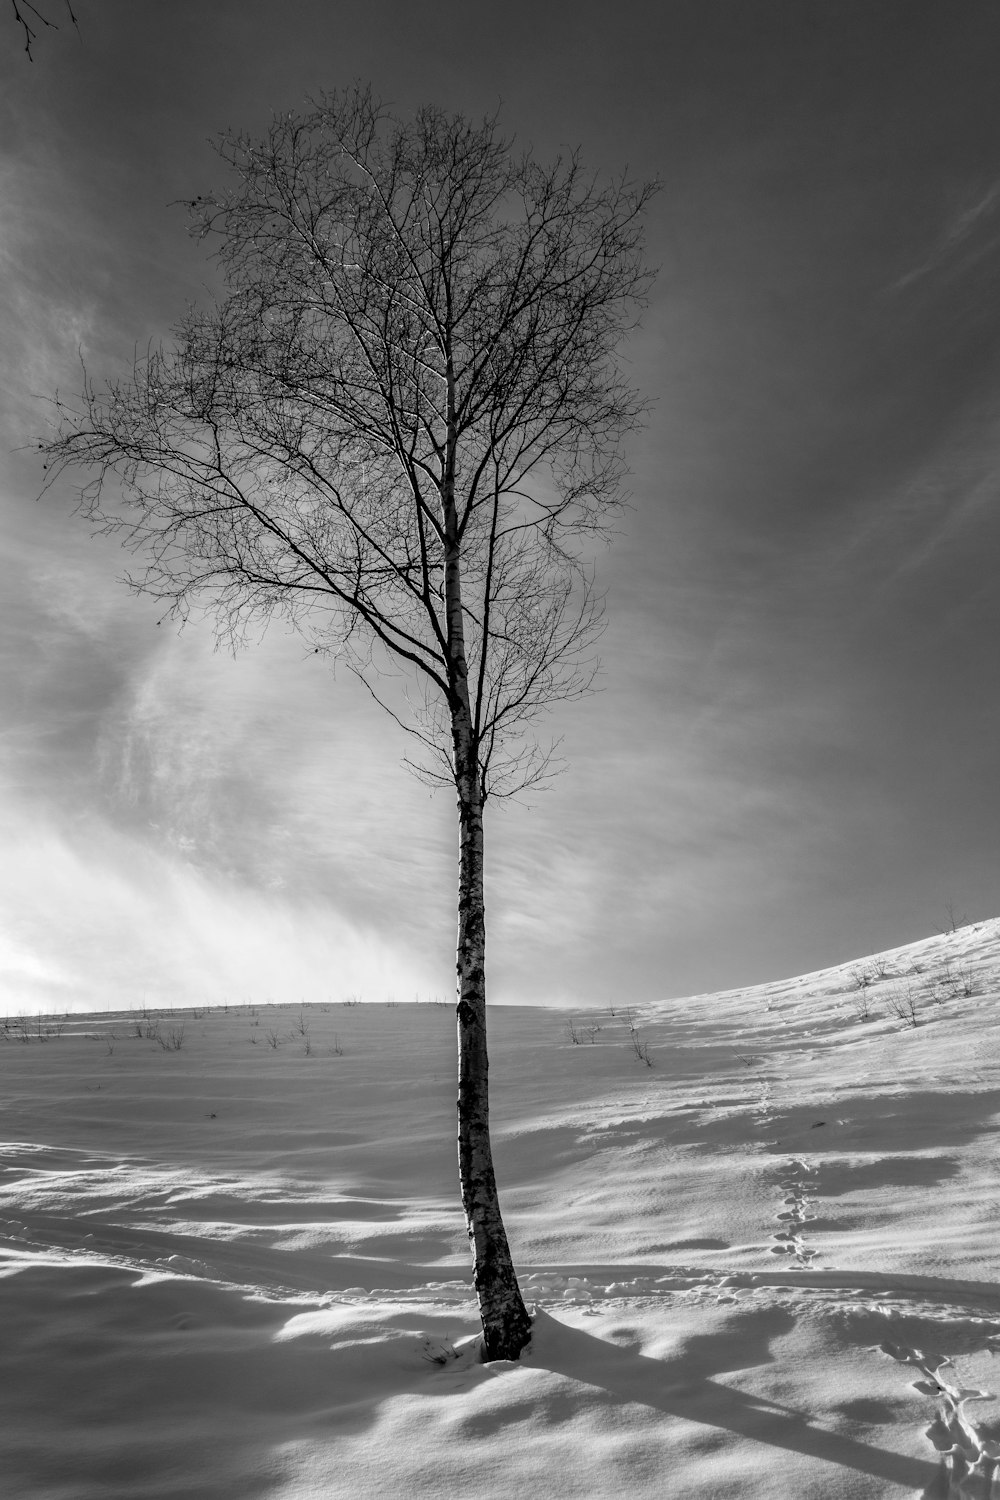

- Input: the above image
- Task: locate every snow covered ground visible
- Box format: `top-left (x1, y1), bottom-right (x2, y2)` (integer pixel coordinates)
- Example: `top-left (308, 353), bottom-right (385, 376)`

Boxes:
top-left (3, 920), bottom-right (1000, 1498)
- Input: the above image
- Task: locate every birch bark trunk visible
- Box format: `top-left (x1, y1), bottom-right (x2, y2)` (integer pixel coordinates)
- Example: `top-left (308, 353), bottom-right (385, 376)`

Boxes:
top-left (442, 356), bottom-right (531, 1361)
top-left (452, 720), bottom-right (532, 1360)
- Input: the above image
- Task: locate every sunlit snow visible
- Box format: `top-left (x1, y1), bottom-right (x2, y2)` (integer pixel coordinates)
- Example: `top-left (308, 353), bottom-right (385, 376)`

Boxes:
top-left (3, 921), bottom-right (1000, 1496)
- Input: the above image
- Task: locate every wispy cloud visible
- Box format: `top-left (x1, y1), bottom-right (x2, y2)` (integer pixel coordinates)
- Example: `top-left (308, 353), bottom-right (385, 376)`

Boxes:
top-left (827, 400), bottom-right (1000, 597)
top-left (0, 802), bottom-right (440, 1012)
top-left (892, 177), bottom-right (1000, 291)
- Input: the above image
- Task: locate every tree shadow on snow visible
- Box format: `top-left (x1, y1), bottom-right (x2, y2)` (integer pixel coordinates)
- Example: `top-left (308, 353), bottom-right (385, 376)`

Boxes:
top-left (530, 1306), bottom-right (940, 1492)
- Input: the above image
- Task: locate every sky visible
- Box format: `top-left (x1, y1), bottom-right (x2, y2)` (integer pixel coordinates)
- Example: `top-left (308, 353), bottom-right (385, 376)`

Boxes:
top-left (3, 0), bottom-right (1000, 1012)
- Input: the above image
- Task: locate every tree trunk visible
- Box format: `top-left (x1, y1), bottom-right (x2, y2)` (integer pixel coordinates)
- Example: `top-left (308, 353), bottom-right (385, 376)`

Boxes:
top-left (442, 348), bottom-right (529, 1361)
top-left (453, 718), bottom-right (532, 1361)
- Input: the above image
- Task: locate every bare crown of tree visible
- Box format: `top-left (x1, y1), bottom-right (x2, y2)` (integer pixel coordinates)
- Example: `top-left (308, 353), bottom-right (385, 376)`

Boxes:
top-left (44, 85), bottom-right (657, 800)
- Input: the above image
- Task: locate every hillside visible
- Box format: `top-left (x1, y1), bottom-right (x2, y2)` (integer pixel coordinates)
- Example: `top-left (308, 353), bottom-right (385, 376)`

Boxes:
top-left (3, 920), bottom-right (1000, 1497)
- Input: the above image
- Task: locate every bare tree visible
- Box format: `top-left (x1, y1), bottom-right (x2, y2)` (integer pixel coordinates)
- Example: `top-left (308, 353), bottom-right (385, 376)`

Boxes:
top-left (39, 86), bottom-right (656, 1360)
top-left (10, 0), bottom-right (78, 58)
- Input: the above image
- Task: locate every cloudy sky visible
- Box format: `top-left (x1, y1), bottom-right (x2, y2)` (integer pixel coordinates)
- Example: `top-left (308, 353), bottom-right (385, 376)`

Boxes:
top-left (3, 0), bottom-right (1000, 1012)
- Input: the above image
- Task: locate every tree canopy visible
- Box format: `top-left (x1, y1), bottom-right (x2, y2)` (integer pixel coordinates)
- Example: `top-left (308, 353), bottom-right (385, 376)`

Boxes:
top-left (45, 87), bottom-right (656, 797)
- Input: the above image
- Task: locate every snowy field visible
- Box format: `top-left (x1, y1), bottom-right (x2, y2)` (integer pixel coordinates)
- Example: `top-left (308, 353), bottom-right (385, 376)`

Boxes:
top-left (3, 922), bottom-right (1000, 1498)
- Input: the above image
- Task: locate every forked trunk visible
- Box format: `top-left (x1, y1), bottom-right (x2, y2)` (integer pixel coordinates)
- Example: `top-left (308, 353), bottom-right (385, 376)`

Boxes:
top-left (454, 722), bottom-right (532, 1361)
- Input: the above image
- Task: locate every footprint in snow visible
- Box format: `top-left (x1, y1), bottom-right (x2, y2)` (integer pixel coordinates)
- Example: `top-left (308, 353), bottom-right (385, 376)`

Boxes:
top-left (770, 1160), bottom-right (819, 1264)
top-left (880, 1334), bottom-right (1000, 1489)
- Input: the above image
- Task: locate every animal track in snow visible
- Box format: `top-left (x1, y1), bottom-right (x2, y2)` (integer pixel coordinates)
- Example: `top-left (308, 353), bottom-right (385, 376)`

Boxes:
top-left (879, 1334), bottom-right (1000, 1496)
top-left (520, 1268), bottom-right (721, 1310)
top-left (754, 1077), bottom-right (776, 1125)
top-left (770, 1159), bottom-right (819, 1263)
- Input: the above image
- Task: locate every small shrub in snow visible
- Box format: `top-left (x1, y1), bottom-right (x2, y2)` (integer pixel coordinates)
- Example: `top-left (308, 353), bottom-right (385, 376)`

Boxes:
top-left (941, 900), bottom-right (968, 934)
top-left (622, 1006), bottom-right (653, 1066)
top-left (886, 986), bottom-right (919, 1028)
top-left (852, 990), bottom-right (877, 1022)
